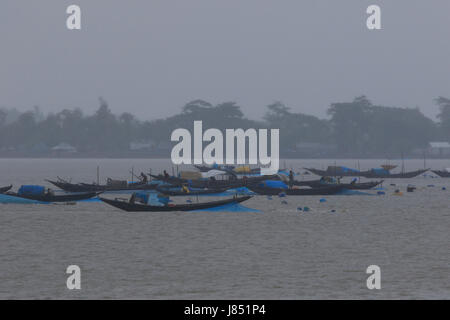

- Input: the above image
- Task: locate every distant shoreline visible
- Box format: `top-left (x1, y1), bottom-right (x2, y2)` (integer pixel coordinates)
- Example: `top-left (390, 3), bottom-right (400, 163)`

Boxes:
top-left (0, 154), bottom-right (449, 161)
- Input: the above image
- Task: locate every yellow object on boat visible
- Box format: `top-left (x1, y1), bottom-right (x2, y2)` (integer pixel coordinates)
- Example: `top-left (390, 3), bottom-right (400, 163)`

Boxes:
top-left (234, 166), bottom-right (251, 173)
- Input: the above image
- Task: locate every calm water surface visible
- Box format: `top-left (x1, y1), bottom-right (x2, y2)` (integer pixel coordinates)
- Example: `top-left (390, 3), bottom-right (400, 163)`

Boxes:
top-left (0, 158), bottom-right (449, 299)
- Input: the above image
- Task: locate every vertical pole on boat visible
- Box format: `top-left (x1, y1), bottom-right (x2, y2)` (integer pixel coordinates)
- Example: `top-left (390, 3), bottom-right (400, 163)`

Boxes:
top-left (172, 166), bottom-right (175, 177)
top-left (149, 168), bottom-right (152, 182)
top-left (401, 152), bottom-right (405, 174)
top-left (334, 160), bottom-right (336, 178)
top-left (176, 165), bottom-right (179, 177)
top-left (97, 165), bottom-right (100, 185)
top-left (358, 160), bottom-right (361, 183)
top-left (131, 166), bottom-right (134, 183)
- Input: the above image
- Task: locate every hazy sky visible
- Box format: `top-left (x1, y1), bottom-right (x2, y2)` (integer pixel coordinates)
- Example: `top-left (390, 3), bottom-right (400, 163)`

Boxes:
top-left (1, 0), bottom-right (449, 121)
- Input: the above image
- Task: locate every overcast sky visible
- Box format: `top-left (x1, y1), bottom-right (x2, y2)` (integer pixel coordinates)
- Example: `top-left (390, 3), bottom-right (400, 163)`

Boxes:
top-left (1, 0), bottom-right (449, 121)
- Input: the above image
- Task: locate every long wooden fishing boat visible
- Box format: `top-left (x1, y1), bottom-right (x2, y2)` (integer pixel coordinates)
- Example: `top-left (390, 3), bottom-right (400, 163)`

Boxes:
top-left (155, 186), bottom-right (228, 196)
top-left (293, 180), bottom-right (382, 190)
top-left (431, 170), bottom-right (450, 178)
top-left (360, 169), bottom-right (429, 179)
top-left (305, 166), bottom-right (362, 177)
top-left (0, 185), bottom-right (12, 194)
top-left (306, 167), bottom-right (428, 179)
top-left (100, 195), bottom-right (252, 212)
top-left (149, 174), bottom-right (277, 189)
top-left (46, 178), bottom-right (159, 192)
top-left (248, 185), bottom-right (344, 196)
top-left (5, 191), bottom-right (100, 203)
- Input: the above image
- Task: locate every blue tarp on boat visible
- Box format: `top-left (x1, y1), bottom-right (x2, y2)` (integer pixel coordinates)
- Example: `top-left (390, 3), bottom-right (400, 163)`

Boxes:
top-left (258, 180), bottom-right (288, 189)
top-left (17, 185), bottom-right (45, 196)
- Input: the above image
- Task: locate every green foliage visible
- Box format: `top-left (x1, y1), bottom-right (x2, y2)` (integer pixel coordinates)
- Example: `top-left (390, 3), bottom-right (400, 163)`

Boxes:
top-left (0, 96), bottom-right (446, 157)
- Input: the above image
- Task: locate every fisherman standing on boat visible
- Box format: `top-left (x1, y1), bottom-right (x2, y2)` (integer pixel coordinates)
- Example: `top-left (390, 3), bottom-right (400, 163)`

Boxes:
top-left (163, 170), bottom-right (169, 178)
top-left (288, 170), bottom-right (294, 189)
top-left (140, 172), bottom-right (148, 183)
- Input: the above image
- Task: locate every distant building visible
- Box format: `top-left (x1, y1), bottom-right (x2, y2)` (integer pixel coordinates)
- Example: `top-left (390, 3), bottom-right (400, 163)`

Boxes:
top-left (428, 142), bottom-right (450, 156)
top-left (52, 142), bottom-right (77, 153)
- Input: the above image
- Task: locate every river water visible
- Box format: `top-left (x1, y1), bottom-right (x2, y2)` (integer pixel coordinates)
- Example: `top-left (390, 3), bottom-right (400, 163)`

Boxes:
top-left (0, 158), bottom-right (449, 299)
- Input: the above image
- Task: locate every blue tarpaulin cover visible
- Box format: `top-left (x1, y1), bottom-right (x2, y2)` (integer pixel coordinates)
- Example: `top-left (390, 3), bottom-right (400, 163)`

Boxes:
top-left (17, 185), bottom-right (45, 196)
top-left (258, 180), bottom-right (288, 189)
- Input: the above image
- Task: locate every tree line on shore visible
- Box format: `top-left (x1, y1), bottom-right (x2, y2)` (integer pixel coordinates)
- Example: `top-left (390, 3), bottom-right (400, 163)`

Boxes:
top-left (0, 96), bottom-right (449, 157)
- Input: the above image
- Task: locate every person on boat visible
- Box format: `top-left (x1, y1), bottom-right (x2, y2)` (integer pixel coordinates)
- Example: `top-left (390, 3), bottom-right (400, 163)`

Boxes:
top-left (163, 170), bottom-right (169, 178)
top-left (288, 170), bottom-right (294, 189)
top-left (350, 178), bottom-right (357, 185)
top-left (140, 172), bottom-right (148, 183)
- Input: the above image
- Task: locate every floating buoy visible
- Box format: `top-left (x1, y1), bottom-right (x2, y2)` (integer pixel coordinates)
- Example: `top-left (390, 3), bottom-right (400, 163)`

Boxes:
top-left (442, 187), bottom-right (446, 190)
top-left (331, 209), bottom-right (336, 213)
top-left (297, 207), bottom-right (302, 211)
top-left (303, 206), bottom-right (310, 212)
top-left (319, 198), bottom-right (326, 203)
top-left (281, 200), bottom-right (288, 205)
top-left (393, 189), bottom-right (403, 196)
top-left (278, 192), bottom-right (286, 198)
top-left (407, 185), bottom-right (416, 192)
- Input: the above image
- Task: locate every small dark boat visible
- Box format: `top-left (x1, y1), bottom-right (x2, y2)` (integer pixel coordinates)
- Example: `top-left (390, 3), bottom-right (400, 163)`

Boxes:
top-left (46, 178), bottom-right (159, 193)
top-left (305, 166), bottom-right (362, 177)
top-left (100, 195), bottom-right (252, 212)
top-left (194, 164), bottom-right (236, 172)
top-left (5, 191), bottom-right (100, 203)
top-left (306, 167), bottom-right (429, 179)
top-left (0, 185), bottom-right (12, 194)
top-left (360, 169), bottom-right (429, 179)
top-left (248, 185), bottom-right (344, 196)
top-left (431, 170), bottom-right (450, 178)
top-left (155, 186), bottom-right (228, 196)
top-left (294, 180), bottom-right (382, 190)
top-left (150, 174), bottom-right (277, 189)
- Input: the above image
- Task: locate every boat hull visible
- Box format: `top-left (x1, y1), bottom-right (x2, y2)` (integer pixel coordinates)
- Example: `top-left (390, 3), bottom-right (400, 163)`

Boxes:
top-left (0, 185), bottom-right (12, 194)
top-left (155, 186), bottom-right (228, 196)
top-left (100, 195), bottom-right (252, 212)
top-left (5, 191), bottom-right (99, 203)
top-left (294, 180), bottom-right (382, 190)
top-left (431, 170), bottom-right (450, 178)
top-left (248, 185), bottom-right (344, 196)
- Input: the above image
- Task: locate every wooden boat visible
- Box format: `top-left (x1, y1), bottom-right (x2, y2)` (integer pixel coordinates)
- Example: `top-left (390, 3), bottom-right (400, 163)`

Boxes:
top-left (360, 169), bottom-right (429, 179)
top-left (306, 167), bottom-right (428, 179)
top-left (431, 170), bottom-right (450, 178)
top-left (5, 190), bottom-right (100, 203)
top-left (305, 166), bottom-right (361, 177)
top-left (0, 185), bottom-right (12, 194)
top-left (46, 178), bottom-right (159, 192)
top-left (194, 164), bottom-right (236, 172)
top-left (100, 195), bottom-right (252, 212)
top-left (155, 186), bottom-right (228, 196)
top-left (293, 180), bottom-right (382, 190)
top-left (248, 185), bottom-right (344, 196)
top-left (150, 174), bottom-right (277, 189)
